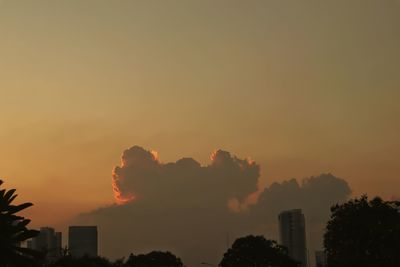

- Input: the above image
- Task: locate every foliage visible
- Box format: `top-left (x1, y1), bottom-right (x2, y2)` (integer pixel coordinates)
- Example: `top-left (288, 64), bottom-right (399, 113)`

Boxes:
top-left (324, 195), bottom-right (400, 267)
top-left (44, 252), bottom-right (183, 267)
top-left (125, 251), bottom-right (184, 267)
top-left (45, 255), bottom-right (115, 267)
top-left (0, 180), bottom-right (43, 267)
top-left (219, 235), bottom-right (299, 267)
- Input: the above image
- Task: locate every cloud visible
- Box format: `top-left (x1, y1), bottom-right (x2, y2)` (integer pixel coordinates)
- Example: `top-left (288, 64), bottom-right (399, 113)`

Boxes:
top-left (78, 146), bottom-right (351, 266)
top-left (252, 173), bottom-right (351, 223)
top-left (248, 173), bottom-right (351, 254)
top-left (111, 145), bottom-right (260, 209)
top-left (112, 146), bottom-right (161, 204)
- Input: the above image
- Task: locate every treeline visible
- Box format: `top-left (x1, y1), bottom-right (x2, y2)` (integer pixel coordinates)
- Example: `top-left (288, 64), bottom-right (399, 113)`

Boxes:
top-left (2, 180), bottom-right (400, 267)
top-left (45, 251), bottom-right (185, 267)
top-left (39, 235), bottom-right (299, 267)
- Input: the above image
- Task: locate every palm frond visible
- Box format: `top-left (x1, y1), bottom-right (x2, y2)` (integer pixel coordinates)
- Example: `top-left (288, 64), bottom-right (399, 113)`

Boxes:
top-left (7, 202), bottom-right (34, 215)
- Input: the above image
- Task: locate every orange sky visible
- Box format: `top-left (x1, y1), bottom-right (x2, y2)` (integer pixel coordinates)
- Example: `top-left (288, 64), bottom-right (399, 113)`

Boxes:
top-left (0, 0), bottom-right (399, 228)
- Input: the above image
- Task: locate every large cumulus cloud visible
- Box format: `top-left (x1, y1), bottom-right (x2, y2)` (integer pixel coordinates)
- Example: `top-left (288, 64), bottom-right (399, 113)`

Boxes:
top-left (112, 146), bottom-right (260, 209)
top-left (78, 146), bottom-right (351, 267)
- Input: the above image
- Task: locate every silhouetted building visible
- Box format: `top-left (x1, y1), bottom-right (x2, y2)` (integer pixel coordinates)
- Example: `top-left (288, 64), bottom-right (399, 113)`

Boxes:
top-left (278, 209), bottom-right (308, 267)
top-left (315, 251), bottom-right (327, 267)
top-left (68, 226), bottom-right (98, 257)
top-left (28, 227), bottom-right (62, 260)
top-left (55, 231), bottom-right (62, 254)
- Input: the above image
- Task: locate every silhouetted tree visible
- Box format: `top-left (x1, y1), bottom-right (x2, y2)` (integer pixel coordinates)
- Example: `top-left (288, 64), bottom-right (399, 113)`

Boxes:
top-left (45, 255), bottom-right (115, 267)
top-left (219, 235), bottom-right (299, 267)
top-left (0, 180), bottom-right (43, 267)
top-left (324, 196), bottom-right (400, 267)
top-left (125, 251), bottom-right (184, 267)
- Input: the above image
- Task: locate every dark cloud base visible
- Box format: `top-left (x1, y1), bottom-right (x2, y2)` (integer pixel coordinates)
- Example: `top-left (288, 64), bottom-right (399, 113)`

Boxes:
top-left (78, 146), bottom-right (351, 266)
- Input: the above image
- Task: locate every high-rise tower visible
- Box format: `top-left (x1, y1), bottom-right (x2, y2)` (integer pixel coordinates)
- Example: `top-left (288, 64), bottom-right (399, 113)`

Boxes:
top-left (278, 209), bottom-right (308, 267)
top-left (28, 227), bottom-right (62, 260)
top-left (68, 226), bottom-right (98, 257)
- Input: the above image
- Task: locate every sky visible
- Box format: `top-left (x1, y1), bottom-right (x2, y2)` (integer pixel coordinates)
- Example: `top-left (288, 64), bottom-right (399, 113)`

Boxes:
top-left (0, 0), bottom-right (399, 263)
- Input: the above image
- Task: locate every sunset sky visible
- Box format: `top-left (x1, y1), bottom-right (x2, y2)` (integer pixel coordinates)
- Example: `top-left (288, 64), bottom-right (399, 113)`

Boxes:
top-left (0, 0), bottom-right (399, 231)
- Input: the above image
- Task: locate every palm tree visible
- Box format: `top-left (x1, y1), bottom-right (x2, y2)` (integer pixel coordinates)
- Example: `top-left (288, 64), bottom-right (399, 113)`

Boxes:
top-left (0, 179), bottom-right (43, 267)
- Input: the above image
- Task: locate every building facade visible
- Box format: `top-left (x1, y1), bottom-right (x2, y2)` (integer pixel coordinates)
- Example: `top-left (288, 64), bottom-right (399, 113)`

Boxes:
top-left (28, 227), bottom-right (62, 260)
top-left (315, 251), bottom-right (327, 267)
top-left (278, 209), bottom-right (308, 267)
top-left (68, 226), bottom-right (98, 257)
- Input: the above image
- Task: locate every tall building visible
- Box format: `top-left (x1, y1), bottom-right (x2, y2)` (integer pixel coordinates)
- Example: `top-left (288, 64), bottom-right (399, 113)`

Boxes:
top-left (28, 227), bottom-right (62, 259)
top-left (315, 251), bottom-right (327, 267)
top-left (278, 209), bottom-right (308, 267)
top-left (68, 226), bottom-right (98, 257)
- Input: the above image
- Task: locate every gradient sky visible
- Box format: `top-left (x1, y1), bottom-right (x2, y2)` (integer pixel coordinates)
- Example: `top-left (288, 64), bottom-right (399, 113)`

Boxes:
top-left (0, 0), bottom-right (399, 227)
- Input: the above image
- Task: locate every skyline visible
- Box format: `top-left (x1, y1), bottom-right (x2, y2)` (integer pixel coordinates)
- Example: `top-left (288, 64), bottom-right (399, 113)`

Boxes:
top-left (25, 209), bottom-right (311, 266)
top-left (3, 181), bottom-right (400, 266)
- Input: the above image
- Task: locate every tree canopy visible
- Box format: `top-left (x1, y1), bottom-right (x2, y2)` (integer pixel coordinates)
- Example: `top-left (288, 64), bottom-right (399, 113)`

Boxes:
top-left (124, 251), bottom-right (184, 267)
top-left (219, 235), bottom-right (299, 267)
top-left (0, 180), bottom-right (43, 267)
top-left (45, 255), bottom-right (116, 267)
top-left (324, 196), bottom-right (400, 267)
